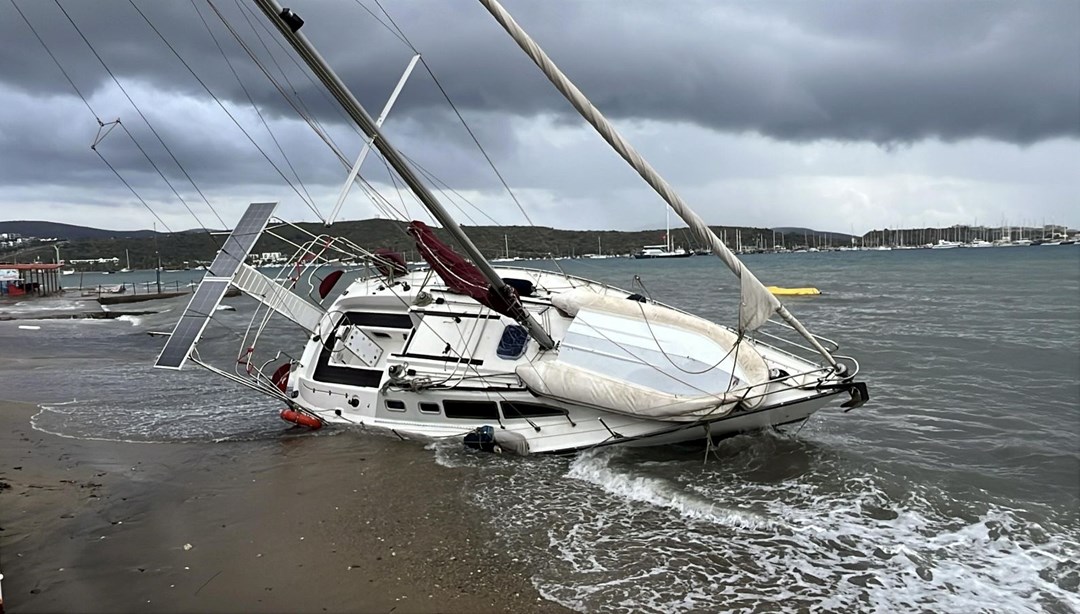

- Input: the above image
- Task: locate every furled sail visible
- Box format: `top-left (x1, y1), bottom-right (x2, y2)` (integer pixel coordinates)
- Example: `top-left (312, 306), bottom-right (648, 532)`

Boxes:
top-left (516, 288), bottom-right (771, 421)
top-left (477, 0), bottom-right (839, 369)
top-left (408, 221), bottom-right (530, 322)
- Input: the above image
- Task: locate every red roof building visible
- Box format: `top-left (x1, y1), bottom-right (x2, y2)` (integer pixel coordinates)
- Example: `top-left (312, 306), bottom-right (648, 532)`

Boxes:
top-left (0, 263), bottom-right (63, 297)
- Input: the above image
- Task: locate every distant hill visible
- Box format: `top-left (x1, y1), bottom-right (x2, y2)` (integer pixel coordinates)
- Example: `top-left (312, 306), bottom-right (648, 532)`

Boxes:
top-left (0, 220), bottom-right (161, 240)
top-left (772, 227), bottom-right (856, 241)
top-left (1, 218), bottom-right (793, 270)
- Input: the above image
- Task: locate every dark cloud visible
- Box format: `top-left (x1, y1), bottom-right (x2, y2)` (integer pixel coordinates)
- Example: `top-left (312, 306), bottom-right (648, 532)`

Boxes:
top-left (1, 0), bottom-right (1076, 146)
top-left (0, 1), bottom-right (1076, 233)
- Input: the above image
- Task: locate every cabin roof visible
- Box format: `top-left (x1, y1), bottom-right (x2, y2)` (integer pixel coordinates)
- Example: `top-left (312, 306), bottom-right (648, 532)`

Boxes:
top-left (0, 263), bottom-right (63, 270)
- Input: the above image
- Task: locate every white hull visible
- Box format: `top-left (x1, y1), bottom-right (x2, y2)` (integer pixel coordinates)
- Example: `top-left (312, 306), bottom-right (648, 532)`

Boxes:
top-left (277, 267), bottom-right (861, 454)
top-left (317, 388), bottom-right (838, 452)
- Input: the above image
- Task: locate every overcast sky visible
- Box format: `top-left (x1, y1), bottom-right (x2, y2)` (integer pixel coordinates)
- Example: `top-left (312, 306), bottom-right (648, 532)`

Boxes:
top-left (0, 0), bottom-right (1076, 234)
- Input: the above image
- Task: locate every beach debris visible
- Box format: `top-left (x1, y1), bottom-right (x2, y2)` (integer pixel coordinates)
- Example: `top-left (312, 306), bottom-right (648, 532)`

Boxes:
top-left (183, 543), bottom-right (193, 551)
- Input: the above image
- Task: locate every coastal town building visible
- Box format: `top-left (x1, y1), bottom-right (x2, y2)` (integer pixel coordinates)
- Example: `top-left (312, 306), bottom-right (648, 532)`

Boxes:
top-left (0, 263), bottom-right (63, 297)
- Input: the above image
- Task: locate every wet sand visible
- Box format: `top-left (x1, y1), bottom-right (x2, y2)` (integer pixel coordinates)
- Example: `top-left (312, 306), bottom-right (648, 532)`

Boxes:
top-left (0, 399), bottom-right (567, 613)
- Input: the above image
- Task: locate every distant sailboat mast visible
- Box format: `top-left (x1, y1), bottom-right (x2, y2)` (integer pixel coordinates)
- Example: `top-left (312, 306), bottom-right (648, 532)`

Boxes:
top-left (666, 208), bottom-right (672, 252)
top-left (479, 0), bottom-right (839, 367)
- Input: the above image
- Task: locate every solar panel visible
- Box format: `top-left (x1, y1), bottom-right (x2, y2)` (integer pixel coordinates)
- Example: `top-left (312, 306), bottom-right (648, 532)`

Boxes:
top-left (155, 279), bottom-right (231, 369)
top-left (154, 280), bottom-right (230, 371)
top-left (207, 202), bottom-right (277, 279)
top-left (155, 202), bottom-right (277, 370)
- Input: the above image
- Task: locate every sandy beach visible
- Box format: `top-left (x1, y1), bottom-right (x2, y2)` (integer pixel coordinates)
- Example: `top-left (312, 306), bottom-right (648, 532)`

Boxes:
top-left (0, 398), bottom-right (567, 613)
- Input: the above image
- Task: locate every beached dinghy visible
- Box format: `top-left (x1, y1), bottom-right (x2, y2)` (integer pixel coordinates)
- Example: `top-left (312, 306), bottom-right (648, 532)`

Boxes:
top-left (154, 0), bottom-right (867, 454)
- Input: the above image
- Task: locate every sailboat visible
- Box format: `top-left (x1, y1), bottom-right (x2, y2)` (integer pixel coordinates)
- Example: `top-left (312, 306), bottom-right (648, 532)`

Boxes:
top-left (154, 0), bottom-right (867, 455)
top-left (634, 209), bottom-right (692, 259)
top-left (118, 248), bottom-right (131, 273)
top-left (584, 236), bottom-right (617, 259)
top-left (489, 235), bottom-right (521, 263)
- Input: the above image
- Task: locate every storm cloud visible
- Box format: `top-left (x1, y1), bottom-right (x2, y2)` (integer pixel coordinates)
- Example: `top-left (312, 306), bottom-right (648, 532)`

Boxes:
top-left (0, 0), bottom-right (1076, 232)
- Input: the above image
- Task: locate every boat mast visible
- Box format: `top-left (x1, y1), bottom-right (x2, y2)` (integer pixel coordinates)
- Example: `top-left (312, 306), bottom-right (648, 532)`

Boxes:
top-left (252, 0), bottom-right (554, 350)
top-left (477, 0), bottom-right (838, 368)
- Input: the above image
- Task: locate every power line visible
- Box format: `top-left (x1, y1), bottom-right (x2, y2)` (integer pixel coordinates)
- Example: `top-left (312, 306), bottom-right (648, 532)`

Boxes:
top-left (54, 0), bottom-right (229, 231)
top-left (127, 0), bottom-right (328, 223)
top-left (10, 0), bottom-right (178, 234)
top-left (191, 0), bottom-right (316, 209)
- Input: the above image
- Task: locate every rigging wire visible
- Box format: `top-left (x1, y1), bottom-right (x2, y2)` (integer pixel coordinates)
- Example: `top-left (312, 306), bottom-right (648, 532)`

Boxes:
top-left (94, 141), bottom-right (177, 235)
top-left (207, 0), bottom-right (348, 167)
top-left (350, 0), bottom-right (410, 49)
top-left (233, 0), bottom-right (362, 142)
top-left (365, 0), bottom-right (573, 275)
top-left (126, 0), bottom-right (327, 222)
top-left (55, 0), bottom-right (230, 231)
top-left (9, 0), bottom-right (178, 234)
top-left (371, 0), bottom-right (540, 230)
top-left (9, 0), bottom-right (94, 119)
top-left (400, 152), bottom-right (498, 226)
top-left (191, 0), bottom-right (317, 211)
top-left (213, 0), bottom-right (418, 236)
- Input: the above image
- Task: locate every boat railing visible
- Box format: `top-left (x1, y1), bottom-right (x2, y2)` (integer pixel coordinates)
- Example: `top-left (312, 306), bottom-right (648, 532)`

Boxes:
top-left (752, 321), bottom-right (842, 368)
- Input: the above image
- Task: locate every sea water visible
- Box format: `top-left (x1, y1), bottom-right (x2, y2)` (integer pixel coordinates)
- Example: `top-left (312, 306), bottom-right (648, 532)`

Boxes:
top-left (2, 247), bottom-right (1077, 612)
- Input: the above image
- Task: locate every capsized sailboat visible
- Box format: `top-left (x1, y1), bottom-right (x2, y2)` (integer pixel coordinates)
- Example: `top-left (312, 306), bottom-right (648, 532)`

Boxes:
top-left (155, 0), bottom-right (867, 454)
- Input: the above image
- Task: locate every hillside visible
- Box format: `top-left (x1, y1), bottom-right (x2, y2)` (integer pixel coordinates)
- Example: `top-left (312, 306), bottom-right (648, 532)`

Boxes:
top-left (2, 218), bottom-right (861, 270)
top-left (0, 220), bottom-right (163, 240)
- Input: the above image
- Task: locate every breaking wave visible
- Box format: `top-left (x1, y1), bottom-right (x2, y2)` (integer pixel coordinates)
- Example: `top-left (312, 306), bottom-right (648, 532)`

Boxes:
top-left (460, 436), bottom-right (1080, 613)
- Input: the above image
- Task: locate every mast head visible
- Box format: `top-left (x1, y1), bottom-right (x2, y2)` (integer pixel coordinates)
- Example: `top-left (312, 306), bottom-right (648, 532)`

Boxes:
top-left (280, 8), bottom-right (305, 32)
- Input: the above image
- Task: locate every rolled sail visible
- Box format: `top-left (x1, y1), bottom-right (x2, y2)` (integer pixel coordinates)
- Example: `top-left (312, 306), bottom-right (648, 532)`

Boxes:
top-left (516, 289), bottom-right (771, 421)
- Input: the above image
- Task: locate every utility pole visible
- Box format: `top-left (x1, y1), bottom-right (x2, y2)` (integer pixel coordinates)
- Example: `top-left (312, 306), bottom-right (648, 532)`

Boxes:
top-left (154, 223), bottom-right (161, 294)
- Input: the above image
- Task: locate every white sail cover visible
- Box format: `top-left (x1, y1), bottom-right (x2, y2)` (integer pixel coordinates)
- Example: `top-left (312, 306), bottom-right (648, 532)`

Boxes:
top-left (478, 0), bottom-right (780, 333)
top-left (515, 289), bottom-right (770, 422)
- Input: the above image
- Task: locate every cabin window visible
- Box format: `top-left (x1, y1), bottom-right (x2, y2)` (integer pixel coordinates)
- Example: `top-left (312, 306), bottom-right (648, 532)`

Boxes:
top-left (443, 400), bottom-right (499, 420)
top-left (418, 402), bottom-right (441, 415)
top-left (344, 312), bottom-right (413, 329)
top-left (496, 325), bottom-right (529, 360)
top-left (501, 401), bottom-right (567, 419)
top-left (385, 399), bottom-right (406, 412)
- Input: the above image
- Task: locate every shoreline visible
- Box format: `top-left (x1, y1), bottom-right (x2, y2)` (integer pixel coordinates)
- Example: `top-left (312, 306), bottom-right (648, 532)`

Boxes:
top-left (0, 399), bottom-right (567, 613)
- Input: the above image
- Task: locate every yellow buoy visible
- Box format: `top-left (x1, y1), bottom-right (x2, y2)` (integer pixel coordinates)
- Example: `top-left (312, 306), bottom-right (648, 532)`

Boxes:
top-left (766, 286), bottom-right (821, 296)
